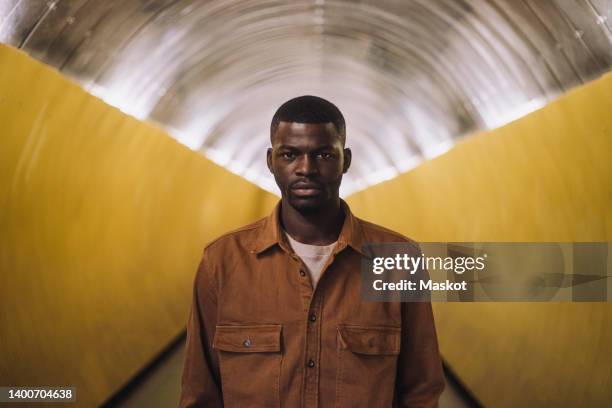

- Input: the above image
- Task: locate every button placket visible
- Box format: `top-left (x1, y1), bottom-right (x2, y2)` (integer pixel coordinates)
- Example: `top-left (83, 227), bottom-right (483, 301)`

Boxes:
top-left (291, 252), bottom-right (312, 287)
top-left (303, 287), bottom-right (324, 407)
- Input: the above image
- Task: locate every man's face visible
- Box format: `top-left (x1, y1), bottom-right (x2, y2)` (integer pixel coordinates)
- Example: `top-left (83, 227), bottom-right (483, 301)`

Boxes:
top-left (267, 121), bottom-right (351, 213)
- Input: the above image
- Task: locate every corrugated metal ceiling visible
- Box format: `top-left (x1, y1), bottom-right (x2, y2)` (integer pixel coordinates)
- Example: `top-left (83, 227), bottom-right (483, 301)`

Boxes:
top-left (1, 0), bottom-right (610, 194)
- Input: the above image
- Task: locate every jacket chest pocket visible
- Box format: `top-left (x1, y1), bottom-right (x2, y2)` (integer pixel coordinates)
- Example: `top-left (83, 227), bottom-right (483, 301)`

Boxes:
top-left (335, 325), bottom-right (401, 408)
top-left (213, 324), bottom-right (282, 408)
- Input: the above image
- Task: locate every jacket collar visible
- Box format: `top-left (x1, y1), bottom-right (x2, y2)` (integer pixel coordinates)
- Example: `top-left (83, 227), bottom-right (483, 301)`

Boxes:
top-left (250, 199), bottom-right (365, 256)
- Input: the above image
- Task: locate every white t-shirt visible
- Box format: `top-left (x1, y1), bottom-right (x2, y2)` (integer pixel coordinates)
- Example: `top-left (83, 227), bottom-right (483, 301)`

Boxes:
top-left (284, 232), bottom-right (337, 289)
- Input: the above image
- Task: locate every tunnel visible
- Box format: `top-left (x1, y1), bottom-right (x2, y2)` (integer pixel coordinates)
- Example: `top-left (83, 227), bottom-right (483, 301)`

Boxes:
top-left (0, 1), bottom-right (611, 407)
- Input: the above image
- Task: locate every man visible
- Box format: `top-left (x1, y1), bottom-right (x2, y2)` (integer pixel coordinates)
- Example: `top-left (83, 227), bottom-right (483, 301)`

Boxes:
top-left (179, 96), bottom-right (445, 407)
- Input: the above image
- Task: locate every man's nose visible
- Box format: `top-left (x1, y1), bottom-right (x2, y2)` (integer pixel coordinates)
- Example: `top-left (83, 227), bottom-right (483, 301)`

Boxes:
top-left (295, 154), bottom-right (318, 176)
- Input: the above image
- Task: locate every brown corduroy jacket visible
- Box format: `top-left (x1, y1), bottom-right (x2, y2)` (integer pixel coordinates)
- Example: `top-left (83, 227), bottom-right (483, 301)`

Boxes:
top-left (179, 200), bottom-right (445, 407)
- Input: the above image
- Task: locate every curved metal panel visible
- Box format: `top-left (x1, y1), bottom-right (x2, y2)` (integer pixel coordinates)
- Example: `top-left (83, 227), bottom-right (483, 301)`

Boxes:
top-left (1, 0), bottom-right (610, 194)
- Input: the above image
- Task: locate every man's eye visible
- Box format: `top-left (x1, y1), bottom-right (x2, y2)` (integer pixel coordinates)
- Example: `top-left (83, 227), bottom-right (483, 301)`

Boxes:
top-left (317, 153), bottom-right (332, 159)
top-left (281, 152), bottom-right (295, 159)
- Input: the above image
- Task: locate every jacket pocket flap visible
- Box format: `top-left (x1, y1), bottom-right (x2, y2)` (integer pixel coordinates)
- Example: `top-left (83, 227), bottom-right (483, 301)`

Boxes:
top-left (213, 324), bottom-right (282, 353)
top-left (337, 325), bottom-right (400, 355)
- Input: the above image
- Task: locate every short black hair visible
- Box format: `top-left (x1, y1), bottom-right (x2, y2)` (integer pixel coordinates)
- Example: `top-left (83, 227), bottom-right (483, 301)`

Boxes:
top-left (270, 95), bottom-right (346, 145)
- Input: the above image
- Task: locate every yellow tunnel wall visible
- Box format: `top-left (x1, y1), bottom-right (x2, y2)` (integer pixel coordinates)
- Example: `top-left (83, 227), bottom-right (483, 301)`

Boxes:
top-left (1, 42), bottom-right (611, 408)
top-left (347, 73), bottom-right (612, 407)
top-left (0, 44), bottom-right (278, 407)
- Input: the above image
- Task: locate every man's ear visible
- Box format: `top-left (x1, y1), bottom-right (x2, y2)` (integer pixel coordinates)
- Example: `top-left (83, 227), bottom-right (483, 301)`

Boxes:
top-left (342, 148), bottom-right (352, 174)
top-left (266, 148), bottom-right (273, 173)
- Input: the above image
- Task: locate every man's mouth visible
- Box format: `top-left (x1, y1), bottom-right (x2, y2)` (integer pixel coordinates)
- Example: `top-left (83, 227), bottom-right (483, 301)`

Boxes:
top-left (291, 183), bottom-right (322, 197)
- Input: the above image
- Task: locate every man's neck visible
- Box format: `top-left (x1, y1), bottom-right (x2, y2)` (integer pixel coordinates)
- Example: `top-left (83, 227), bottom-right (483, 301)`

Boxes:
top-left (280, 197), bottom-right (345, 246)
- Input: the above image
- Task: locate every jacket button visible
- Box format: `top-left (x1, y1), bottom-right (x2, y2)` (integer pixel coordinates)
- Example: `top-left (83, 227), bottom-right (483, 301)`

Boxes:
top-left (243, 339), bottom-right (252, 347)
top-left (299, 270), bottom-right (306, 277)
top-left (307, 359), bottom-right (315, 368)
top-left (309, 313), bottom-right (317, 322)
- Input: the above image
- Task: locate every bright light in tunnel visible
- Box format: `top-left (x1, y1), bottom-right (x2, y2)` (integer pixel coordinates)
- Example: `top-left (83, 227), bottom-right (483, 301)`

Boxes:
top-left (364, 165), bottom-right (400, 186)
top-left (396, 156), bottom-right (422, 173)
top-left (86, 83), bottom-right (150, 121)
top-left (259, 177), bottom-right (280, 195)
top-left (84, 77), bottom-right (557, 199)
top-left (422, 140), bottom-right (453, 160)
top-left (226, 160), bottom-right (247, 176)
top-left (243, 168), bottom-right (261, 184)
top-left (481, 98), bottom-right (548, 130)
top-left (170, 128), bottom-right (204, 151)
top-left (204, 145), bottom-right (282, 195)
top-left (204, 146), bottom-right (232, 167)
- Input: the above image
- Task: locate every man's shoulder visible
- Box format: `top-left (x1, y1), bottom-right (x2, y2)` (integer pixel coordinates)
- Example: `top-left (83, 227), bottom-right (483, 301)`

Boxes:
top-left (202, 217), bottom-right (267, 256)
top-left (355, 217), bottom-right (421, 251)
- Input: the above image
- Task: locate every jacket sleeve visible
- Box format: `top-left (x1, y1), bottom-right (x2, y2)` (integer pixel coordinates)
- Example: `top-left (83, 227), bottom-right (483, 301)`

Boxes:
top-left (394, 301), bottom-right (446, 407)
top-left (178, 251), bottom-right (223, 408)
top-left (394, 245), bottom-right (446, 407)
